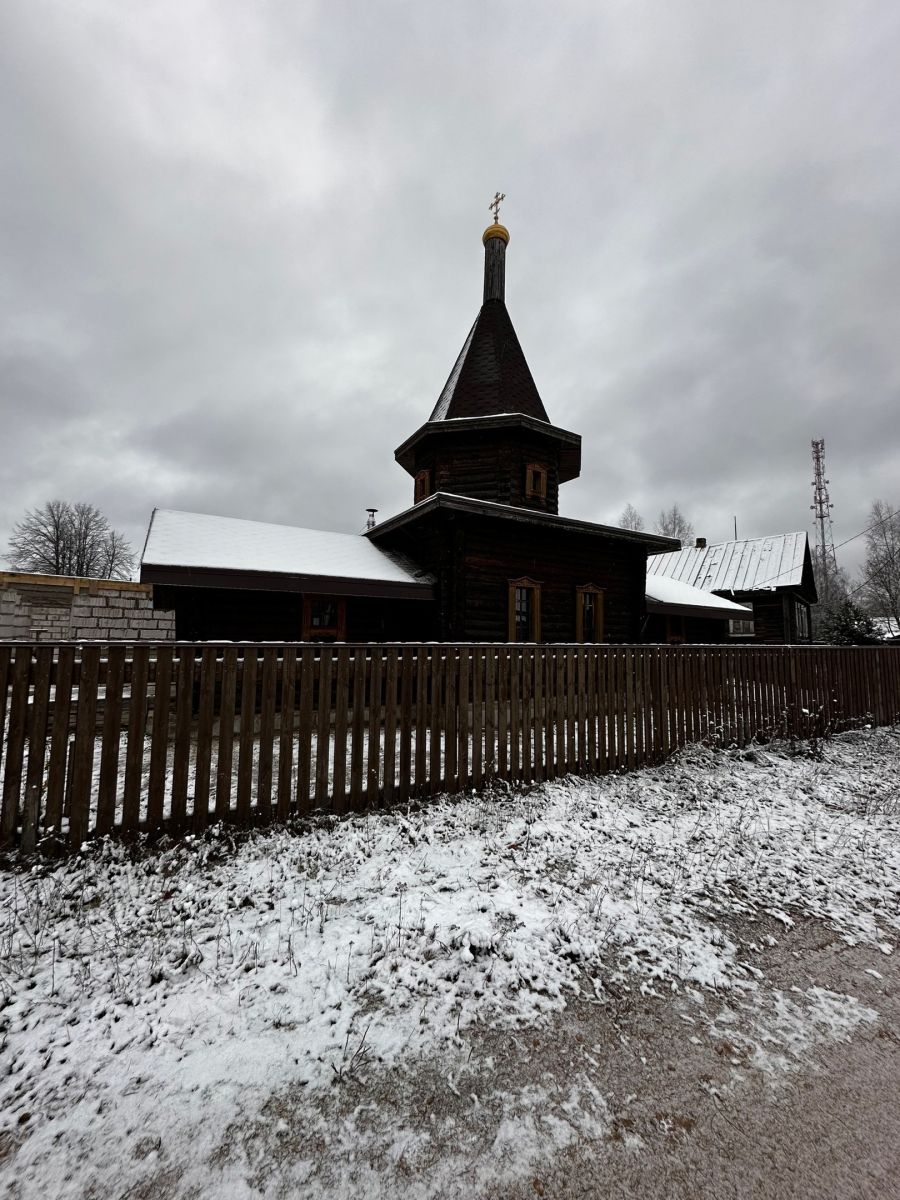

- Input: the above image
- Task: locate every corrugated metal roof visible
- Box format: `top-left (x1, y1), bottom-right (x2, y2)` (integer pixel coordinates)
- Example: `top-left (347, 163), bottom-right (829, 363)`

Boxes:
top-left (647, 532), bottom-right (809, 594)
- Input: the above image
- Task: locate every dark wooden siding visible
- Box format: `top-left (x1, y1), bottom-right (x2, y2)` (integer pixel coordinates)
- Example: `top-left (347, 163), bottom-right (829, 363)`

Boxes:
top-left (153, 585), bottom-right (435, 643)
top-left (376, 510), bottom-right (647, 642)
top-left (413, 428), bottom-right (563, 514)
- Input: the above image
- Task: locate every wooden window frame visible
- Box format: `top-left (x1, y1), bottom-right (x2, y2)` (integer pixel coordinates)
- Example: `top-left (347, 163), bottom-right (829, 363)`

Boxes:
top-left (795, 601), bottom-right (811, 642)
top-left (575, 584), bottom-right (605, 643)
top-left (507, 577), bottom-right (542, 642)
top-left (524, 462), bottom-right (548, 500)
top-left (302, 596), bottom-right (347, 642)
top-left (414, 468), bottom-right (432, 504)
top-left (728, 617), bottom-right (755, 639)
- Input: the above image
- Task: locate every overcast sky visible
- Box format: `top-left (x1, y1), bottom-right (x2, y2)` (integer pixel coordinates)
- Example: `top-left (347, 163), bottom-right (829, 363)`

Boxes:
top-left (2, 0), bottom-right (898, 580)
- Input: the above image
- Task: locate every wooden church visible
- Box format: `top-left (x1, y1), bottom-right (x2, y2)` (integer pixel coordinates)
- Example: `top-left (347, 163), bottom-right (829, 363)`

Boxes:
top-left (142, 209), bottom-right (681, 641)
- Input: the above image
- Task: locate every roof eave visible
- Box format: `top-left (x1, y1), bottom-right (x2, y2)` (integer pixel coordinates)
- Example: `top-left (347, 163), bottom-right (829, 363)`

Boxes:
top-left (394, 414), bottom-right (582, 480)
top-left (368, 492), bottom-right (678, 550)
top-left (141, 563), bottom-right (435, 600)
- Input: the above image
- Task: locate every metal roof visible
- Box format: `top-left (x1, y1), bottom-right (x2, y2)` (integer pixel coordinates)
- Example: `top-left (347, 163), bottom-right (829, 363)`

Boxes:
top-left (647, 532), bottom-right (809, 594)
top-left (141, 509), bottom-right (433, 587)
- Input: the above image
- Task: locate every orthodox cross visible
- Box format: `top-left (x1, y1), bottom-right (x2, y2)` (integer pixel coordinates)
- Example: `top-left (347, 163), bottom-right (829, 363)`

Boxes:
top-left (489, 191), bottom-right (505, 223)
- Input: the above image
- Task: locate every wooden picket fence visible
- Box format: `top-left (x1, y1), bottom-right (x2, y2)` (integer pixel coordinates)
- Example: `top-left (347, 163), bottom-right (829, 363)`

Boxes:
top-left (1, 641), bottom-right (898, 855)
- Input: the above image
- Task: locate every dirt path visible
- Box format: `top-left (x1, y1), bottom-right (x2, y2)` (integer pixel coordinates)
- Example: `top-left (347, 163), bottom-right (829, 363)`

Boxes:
top-left (201, 915), bottom-right (900, 1199)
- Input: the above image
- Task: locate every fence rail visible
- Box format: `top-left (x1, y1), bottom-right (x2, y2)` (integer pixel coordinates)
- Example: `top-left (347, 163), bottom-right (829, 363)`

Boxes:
top-left (1, 641), bottom-right (898, 854)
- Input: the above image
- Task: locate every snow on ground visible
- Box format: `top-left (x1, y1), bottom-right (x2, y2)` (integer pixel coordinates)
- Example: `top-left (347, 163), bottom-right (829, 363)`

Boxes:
top-left (1, 727), bottom-right (899, 1198)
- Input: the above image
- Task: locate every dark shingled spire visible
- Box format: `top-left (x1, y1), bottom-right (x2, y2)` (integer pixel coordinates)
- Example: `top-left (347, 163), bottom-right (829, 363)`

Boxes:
top-left (429, 223), bottom-right (551, 424)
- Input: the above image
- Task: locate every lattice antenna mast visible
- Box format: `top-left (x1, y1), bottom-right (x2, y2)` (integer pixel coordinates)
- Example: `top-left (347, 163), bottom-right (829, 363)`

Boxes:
top-left (810, 437), bottom-right (838, 597)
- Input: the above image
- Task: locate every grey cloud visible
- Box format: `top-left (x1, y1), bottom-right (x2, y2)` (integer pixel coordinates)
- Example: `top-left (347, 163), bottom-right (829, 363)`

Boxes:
top-left (1, 0), bottom-right (898, 580)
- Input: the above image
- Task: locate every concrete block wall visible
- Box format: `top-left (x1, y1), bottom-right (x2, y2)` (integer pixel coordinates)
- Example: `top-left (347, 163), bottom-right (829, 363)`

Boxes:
top-left (0, 572), bottom-right (176, 641)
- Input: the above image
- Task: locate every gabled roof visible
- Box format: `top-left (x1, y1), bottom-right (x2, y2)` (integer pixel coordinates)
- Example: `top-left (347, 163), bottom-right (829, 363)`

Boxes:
top-left (647, 532), bottom-right (811, 594)
top-left (140, 509), bottom-right (434, 597)
top-left (645, 574), bottom-right (753, 619)
top-left (429, 301), bottom-right (550, 423)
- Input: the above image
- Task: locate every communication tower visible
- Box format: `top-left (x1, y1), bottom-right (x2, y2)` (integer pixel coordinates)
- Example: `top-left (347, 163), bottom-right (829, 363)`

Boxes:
top-left (810, 438), bottom-right (838, 597)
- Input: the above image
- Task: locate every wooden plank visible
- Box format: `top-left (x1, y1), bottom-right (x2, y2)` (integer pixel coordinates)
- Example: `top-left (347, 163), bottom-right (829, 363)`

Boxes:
top-left (366, 648), bottom-right (382, 808)
top-left (458, 646), bottom-right (470, 793)
top-left (577, 648), bottom-right (589, 770)
top-left (45, 647), bottom-right (75, 835)
top-left (170, 647), bottom-right (196, 830)
top-left (349, 649), bottom-right (367, 809)
top-left (332, 648), bottom-right (351, 812)
top-left (22, 646), bottom-right (53, 851)
top-left (215, 648), bottom-right (238, 819)
top-left (0, 646), bottom-right (11, 791)
top-left (565, 648), bottom-right (576, 772)
top-left (445, 646), bottom-right (458, 791)
top-left (472, 647), bottom-right (484, 788)
top-left (147, 646), bottom-right (173, 832)
top-left (256, 647), bottom-right (278, 820)
top-left (525, 648), bottom-right (532, 777)
top-left (121, 647), bottom-right (148, 832)
top-left (429, 648), bottom-right (444, 792)
top-left (295, 648), bottom-right (314, 812)
top-left (96, 645), bottom-right (126, 835)
top-left (398, 652), bottom-right (415, 801)
top-left (585, 647), bottom-right (598, 772)
top-left (236, 648), bottom-right (258, 822)
top-left (497, 647), bottom-right (509, 780)
top-left (624, 647), bottom-right (636, 771)
top-left (532, 647), bottom-right (543, 783)
top-left (597, 647), bottom-right (609, 773)
top-left (415, 648), bottom-right (429, 796)
top-left (314, 648), bottom-right (333, 809)
top-left (275, 647), bottom-right (297, 820)
top-left (634, 647), bottom-right (646, 767)
top-left (68, 645), bottom-right (100, 846)
top-left (0, 646), bottom-right (31, 847)
top-left (383, 649), bottom-right (398, 805)
top-left (544, 648), bottom-right (556, 778)
top-left (659, 648), bottom-right (671, 761)
top-left (555, 648), bottom-right (566, 775)
top-left (509, 646), bottom-right (520, 781)
top-left (484, 647), bottom-right (496, 780)
top-left (193, 646), bottom-right (218, 830)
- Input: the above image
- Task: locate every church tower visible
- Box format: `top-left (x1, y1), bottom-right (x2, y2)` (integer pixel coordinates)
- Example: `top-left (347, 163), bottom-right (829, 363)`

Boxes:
top-left (394, 204), bottom-right (581, 515)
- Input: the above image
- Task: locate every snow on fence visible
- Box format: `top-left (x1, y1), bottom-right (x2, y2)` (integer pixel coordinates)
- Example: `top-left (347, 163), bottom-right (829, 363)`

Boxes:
top-left (1, 641), bottom-right (898, 854)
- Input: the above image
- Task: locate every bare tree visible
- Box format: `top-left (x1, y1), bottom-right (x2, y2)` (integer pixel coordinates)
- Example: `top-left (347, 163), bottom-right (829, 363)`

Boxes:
top-left (6, 500), bottom-right (134, 580)
top-left (860, 500), bottom-right (900, 626)
top-left (619, 503), bottom-right (644, 531)
top-left (654, 503), bottom-right (694, 548)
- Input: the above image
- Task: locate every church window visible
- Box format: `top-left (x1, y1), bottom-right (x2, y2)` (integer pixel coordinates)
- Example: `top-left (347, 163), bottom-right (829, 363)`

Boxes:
top-left (508, 577), bottom-right (541, 642)
top-left (414, 469), bottom-right (432, 504)
top-left (525, 463), bottom-right (548, 500)
top-left (576, 585), bottom-right (604, 642)
top-left (302, 596), bottom-right (347, 642)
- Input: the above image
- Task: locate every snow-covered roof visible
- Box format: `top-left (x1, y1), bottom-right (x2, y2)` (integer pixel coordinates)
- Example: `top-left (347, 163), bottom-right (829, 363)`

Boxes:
top-left (647, 533), bottom-right (809, 594)
top-left (141, 509), bottom-right (433, 587)
top-left (645, 574), bottom-right (753, 616)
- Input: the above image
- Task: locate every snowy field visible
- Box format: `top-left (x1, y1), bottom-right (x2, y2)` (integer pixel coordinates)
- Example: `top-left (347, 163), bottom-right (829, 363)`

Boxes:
top-left (1, 727), bottom-right (899, 1198)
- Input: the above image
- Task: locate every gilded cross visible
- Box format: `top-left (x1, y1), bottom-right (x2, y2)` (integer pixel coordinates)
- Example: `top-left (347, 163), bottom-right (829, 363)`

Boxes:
top-left (489, 191), bottom-right (505, 223)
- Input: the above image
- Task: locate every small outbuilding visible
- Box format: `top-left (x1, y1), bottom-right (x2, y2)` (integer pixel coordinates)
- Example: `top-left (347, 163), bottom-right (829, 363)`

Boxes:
top-left (647, 533), bottom-right (818, 644)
